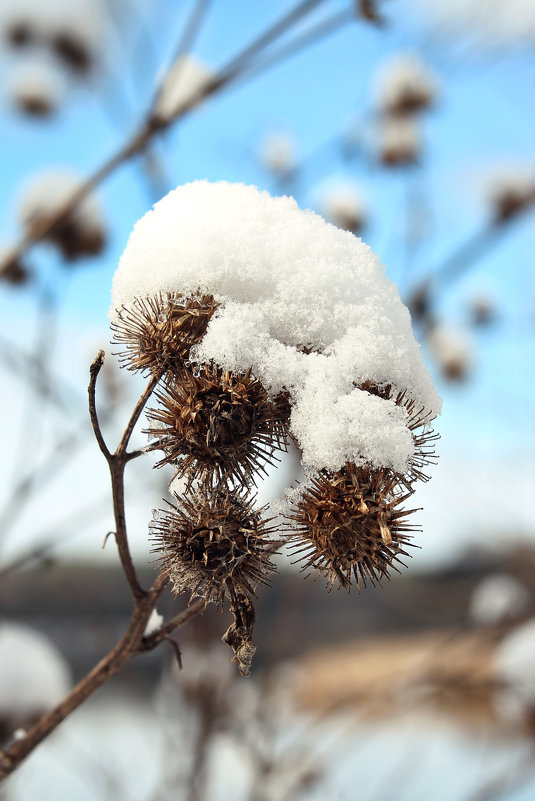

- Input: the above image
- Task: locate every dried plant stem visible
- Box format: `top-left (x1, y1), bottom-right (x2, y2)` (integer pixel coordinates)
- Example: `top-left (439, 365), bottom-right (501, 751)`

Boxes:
top-left (89, 350), bottom-right (160, 599)
top-left (0, 590), bottom-right (201, 781)
top-left (406, 210), bottom-right (535, 322)
top-left (0, 353), bottom-right (203, 780)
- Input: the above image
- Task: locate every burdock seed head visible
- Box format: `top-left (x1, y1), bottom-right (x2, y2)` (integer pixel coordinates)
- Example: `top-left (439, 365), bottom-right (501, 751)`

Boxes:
top-left (146, 364), bottom-right (290, 487)
top-left (286, 463), bottom-right (418, 591)
top-left (111, 292), bottom-right (218, 376)
top-left (150, 486), bottom-right (280, 608)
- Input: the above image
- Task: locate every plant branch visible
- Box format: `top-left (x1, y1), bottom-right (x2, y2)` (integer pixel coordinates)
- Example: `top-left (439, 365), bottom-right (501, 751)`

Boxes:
top-left (0, 582), bottom-right (201, 782)
top-left (88, 351), bottom-right (112, 459)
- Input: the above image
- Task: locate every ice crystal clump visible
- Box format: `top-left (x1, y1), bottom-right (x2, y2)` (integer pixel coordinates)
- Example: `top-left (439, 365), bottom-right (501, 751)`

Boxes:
top-left (112, 181), bottom-right (440, 475)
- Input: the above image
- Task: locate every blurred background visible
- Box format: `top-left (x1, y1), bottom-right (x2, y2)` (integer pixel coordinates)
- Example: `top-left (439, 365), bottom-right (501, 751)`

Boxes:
top-left (0, 0), bottom-right (535, 799)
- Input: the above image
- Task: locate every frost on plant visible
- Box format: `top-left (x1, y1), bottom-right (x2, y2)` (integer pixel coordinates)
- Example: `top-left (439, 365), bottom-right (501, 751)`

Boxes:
top-left (110, 180), bottom-right (440, 672)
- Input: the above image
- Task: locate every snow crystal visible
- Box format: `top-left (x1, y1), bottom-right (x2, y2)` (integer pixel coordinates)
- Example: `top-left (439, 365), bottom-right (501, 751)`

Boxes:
top-left (494, 618), bottom-right (535, 723)
top-left (153, 55), bottom-right (213, 122)
top-left (0, 622), bottom-right (71, 717)
top-left (469, 574), bottom-right (531, 627)
top-left (111, 181), bottom-right (440, 474)
top-left (144, 608), bottom-right (164, 637)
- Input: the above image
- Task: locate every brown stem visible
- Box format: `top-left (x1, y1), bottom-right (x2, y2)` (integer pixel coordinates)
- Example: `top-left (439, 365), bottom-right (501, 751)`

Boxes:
top-left (116, 371), bottom-right (161, 456)
top-left (88, 351), bottom-right (111, 459)
top-left (108, 459), bottom-right (146, 600)
top-left (89, 353), bottom-right (161, 600)
top-left (0, 583), bottom-right (201, 781)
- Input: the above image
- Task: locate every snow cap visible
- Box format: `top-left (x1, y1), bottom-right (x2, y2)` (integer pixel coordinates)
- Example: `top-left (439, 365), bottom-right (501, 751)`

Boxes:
top-left (112, 181), bottom-right (440, 474)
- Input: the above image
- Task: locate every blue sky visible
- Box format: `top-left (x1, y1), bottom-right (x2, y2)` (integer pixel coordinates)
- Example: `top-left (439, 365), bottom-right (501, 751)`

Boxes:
top-left (0, 0), bottom-right (534, 566)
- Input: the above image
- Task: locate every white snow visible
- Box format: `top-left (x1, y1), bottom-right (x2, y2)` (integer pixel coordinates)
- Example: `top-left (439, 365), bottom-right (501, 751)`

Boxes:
top-left (153, 55), bottom-right (213, 121)
top-left (143, 608), bottom-right (164, 637)
top-left (494, 618), bottom-right (535, 723)
top-left (111, 181), bottom-right (440, 474)
top-left (469, 574), bottom-right (531, 627)
top-left (0, 622), bottom-right (71, 717)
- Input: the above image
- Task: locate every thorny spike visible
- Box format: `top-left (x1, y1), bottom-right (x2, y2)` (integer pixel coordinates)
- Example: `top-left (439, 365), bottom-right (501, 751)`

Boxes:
top-left (285, 463), bottom-right (419, 592)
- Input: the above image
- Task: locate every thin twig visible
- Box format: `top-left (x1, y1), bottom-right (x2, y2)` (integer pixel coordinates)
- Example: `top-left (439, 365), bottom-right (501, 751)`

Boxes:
top-left (230, 7), bottom-right (353, 90)
top-left (151, 0), bottom-right (213, 111)
top-left (116, 371), bottom-right (162, 457)
top-left (89, 351), bottom-right (112, 459)
top-left (0, 582), bottom-right (202, 781)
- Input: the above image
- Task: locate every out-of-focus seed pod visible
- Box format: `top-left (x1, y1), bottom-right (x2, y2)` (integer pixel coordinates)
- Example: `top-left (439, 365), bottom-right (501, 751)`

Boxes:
top-left (17, 169), bottom-right (106, 261)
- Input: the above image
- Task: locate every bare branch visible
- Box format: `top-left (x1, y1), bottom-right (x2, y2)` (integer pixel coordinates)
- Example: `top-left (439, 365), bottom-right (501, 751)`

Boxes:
top-left (88, 350), bottom-right (112, 459)
top-left (0, 584), bottom-right (200, 782)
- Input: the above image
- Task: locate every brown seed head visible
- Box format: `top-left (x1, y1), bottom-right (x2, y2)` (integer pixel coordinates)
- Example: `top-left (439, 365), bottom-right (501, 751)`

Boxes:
top-left (146, 365), bottom-right (290, 487)
top-left (286, 463), bottom-right (418, 591)
top-left (6, 22), bottom-right (34, 48)
top-left (492, 186), bottom-right (535, 224)
top-left (52, 33), bottom-right (92, 74)
top-left (385, 86), bottom-right (434, 116)
top-left (111, 292), bottom-right (218, 376)
top-left (150, 486), bottom-right (280, 608)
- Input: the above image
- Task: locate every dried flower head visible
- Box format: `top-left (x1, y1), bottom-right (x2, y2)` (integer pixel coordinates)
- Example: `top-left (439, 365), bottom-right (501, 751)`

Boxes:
top-left (17, 170), bottom-right (105, 261)
top-left (286, 463), bottom-right (418, 591)
top-left (146, 365), bottom-right (290, 487)
top-left (489, 174), bottom-right (535, 224)
top-left (9, 60), bottom-right (65, 119)
top-left (378, 116), bottom-right (421, 167)
top-left (427, 324), bottom-right (472, 383)
top-left (0, 246), bottom-right (29, 287)
top-left (321, 182), bottom-right (367, 234)
top-left (5, 19), bottom-right (34, 47)
top-left (374, 54), bottom-right (437, 116)
top-left (259, 132), bottom-right (297, 180)
top-left (111, 292), bottom-right (218, 376)
top-left (52, 31), bottom-right (92, 74)
top-left (150, 486), bottom-right (280, 608)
